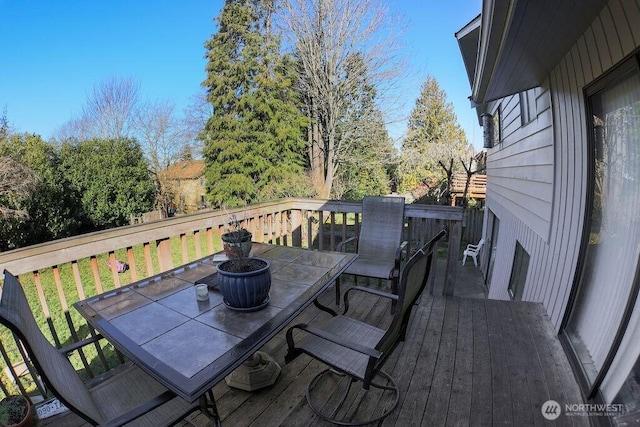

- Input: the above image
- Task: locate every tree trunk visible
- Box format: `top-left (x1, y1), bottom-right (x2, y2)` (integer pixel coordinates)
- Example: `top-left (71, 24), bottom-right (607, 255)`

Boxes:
top-left (309, 120), bottom-right (326, 196)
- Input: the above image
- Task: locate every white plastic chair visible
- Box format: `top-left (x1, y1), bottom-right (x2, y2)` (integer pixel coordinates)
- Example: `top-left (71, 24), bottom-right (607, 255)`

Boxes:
top-left (462, 238), bottom-right (484, 267)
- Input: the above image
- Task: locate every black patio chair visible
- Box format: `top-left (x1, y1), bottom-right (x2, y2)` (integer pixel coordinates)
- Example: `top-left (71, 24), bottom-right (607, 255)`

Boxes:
top-left (285, 229), bottom-right (446, 425)
top-left (335, 195), bottom-right (408, 305)
top-left (0, 270), bottom-right (202, 427)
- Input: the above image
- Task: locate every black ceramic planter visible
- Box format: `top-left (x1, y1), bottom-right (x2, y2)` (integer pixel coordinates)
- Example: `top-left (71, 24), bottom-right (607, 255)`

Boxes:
top-left (217, 258), bottom-right (271, 310)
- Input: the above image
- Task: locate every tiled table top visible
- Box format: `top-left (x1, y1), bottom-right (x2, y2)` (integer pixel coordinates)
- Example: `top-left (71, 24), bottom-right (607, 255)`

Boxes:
top-left (74, 243), bottom-right (356, 402)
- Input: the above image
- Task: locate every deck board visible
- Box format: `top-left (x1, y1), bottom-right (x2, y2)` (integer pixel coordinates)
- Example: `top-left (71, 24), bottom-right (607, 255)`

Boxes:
top-left (470, 297), bottom-right (493, 426)
top-left (423, 297), bottom-right (458, 425)
top-left (486, 299), bottom-right (513, 425)
top-left (501, 300), bottom-right (534, 425)
top-left (38, 286), bottom-right (589, 427)
top-left (392, 296), bottom-right (445, 425)
top-left (446, 297), bottom-right (474, 426)
top-left (509, 300), bottom-right (549, 427)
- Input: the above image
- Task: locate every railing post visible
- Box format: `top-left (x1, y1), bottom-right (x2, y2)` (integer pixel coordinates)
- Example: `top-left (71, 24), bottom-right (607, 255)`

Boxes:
top-left (444, 219), bottom-right (462, 296)
top-left (318, 211), bottom-right (325, 250)
top-left (206, 227), bottom-right (215, 254)
top-left (292, 210), bottom-right (302, 247)
top-left (126, 247), bottom-right (138, 282)
top-left (108, 252), bottom-right (121, 288)
top-left (194, 230), bottom-right (202, 259)
top-left (306, 211), bottom-right (313, 248)
top-left (143, 242), bottom-right (154, 277)
top-left (180, 233), bottom-right (189, 264)
top-left (156, 238), bottom-right (173, 272)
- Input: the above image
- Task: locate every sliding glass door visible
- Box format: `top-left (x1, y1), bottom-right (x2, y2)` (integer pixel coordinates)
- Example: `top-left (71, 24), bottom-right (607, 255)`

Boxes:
top-left (565, 56), bottom-right (640, 392)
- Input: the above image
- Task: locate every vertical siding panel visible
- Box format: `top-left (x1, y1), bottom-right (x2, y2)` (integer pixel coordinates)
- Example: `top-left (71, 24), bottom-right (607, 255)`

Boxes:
top-left (592, 16), bottom-right (613, 71)
top-left (584, 26), bottom-right (604, 78)
top-left (577, 37), bottom-right (595, 85)
top-left (552, 46), bottom-right (587, 325)
top-left (622, 0), bottom-right (640, 45)
top-left (549, 54), bottom-right (573, 323)
top-left (528, 233), bottom-right (545, 300)
top-left (550, 53), bottom-right (577, 326)
top-left (541, 61), bottom-right (567, 313)
top-left (599, 5), bottom-right (623, 64)
top-left (608, 0), bottom-right (635, 54)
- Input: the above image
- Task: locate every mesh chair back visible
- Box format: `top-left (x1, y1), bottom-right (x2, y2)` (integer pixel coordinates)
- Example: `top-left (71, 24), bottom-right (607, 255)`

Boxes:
top-left (377, 230), bottom-right (445, 357)
top-left (0, 270), bottom-right (104, 423)
top-left (358, 196), bottom-right (405, 259)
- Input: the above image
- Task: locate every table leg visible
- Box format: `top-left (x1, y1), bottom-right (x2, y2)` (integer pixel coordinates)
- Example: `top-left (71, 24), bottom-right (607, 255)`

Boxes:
top-left (199, 390), bottom-right (222, 427)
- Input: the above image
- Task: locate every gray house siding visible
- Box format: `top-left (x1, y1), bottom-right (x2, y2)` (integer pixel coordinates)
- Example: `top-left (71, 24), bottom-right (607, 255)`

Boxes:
top-left (483, 0), bottom-right (640, 402)
top-left (485, 0), bottom-right (640, 329)
top-left (485, 83), bottom-right (555, 303)
top-left (487, 85), bottom-right (554, 243)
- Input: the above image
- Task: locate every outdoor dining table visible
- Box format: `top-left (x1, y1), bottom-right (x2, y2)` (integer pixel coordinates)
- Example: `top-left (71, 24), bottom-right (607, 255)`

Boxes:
top-left (74, 243), bottom-right (357, 424)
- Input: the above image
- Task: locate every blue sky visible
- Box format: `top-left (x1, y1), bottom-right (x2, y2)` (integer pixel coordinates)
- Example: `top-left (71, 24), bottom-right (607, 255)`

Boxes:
top-left (0, 0), bottom-right (482, 149)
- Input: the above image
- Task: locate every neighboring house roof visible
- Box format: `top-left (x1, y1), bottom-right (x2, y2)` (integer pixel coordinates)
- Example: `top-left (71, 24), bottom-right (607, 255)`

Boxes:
top-left (455, 0), bottom-right (608, 107)
top-left (161, 160), bottom-right (205, 180)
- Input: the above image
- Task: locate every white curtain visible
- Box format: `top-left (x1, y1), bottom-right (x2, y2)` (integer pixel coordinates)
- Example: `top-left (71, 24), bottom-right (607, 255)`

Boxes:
top-left (567, 68), bottom-right (640, 383)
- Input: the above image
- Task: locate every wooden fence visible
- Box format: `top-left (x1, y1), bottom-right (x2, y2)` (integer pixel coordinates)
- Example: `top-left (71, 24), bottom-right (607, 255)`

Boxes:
top-left (463, 208), bottom-right (484, 244)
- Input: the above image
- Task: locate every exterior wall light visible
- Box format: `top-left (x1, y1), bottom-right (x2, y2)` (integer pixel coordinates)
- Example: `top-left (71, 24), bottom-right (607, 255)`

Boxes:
top-left (481, 112), bottom-right (494, 149)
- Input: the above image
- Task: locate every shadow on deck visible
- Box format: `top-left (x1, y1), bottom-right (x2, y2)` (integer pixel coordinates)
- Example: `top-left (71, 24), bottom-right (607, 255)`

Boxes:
top-left (39, 259), bottom-right (588, 426)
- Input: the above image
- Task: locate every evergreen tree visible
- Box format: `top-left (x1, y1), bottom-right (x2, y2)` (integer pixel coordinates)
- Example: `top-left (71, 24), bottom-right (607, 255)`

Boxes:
top-left (334, 54), bottom-right (396, 200)
top-left (201, 0), bottom-right (307, 208)
top-left (398, 75), bottom-right (471, 196)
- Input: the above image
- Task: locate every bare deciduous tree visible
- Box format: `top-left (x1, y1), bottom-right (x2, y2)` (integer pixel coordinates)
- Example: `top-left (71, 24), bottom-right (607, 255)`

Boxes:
top-left (83, 76), bottom-right (140, 139)
top-left (279, 0), bottom-right (406, 198)
top-left (55, 76), bottom-right (140, 141)
top-left (133, 99), bottom-right (191, 217)
top-left (134, 99), bottom-right (183, 172)
top-left (182, 89), bottom-right (213, 150)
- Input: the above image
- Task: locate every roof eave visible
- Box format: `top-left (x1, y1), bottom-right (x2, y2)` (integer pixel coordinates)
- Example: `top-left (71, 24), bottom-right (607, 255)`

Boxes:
top-left (468, 0), bottom-right (609, 107)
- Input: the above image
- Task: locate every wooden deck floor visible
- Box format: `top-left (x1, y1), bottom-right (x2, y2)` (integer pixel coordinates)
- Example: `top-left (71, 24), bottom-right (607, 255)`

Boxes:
top-left (39, 278), bottom-right (589, 427)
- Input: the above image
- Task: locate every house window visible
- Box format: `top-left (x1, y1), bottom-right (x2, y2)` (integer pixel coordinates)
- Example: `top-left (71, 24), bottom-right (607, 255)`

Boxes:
top-left (486, 210), bottom-right (500, 288)
top-left (492, 104), bottom-right (502, 144)
top-left (519, 89), bottom-right (537, 125)
top-left (508, 241), bottom-right (530, 300)
top-left (565, 54), bottom-right (640, 391)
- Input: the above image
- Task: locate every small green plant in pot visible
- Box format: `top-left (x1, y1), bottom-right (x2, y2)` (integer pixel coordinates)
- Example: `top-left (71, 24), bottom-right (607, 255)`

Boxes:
top-left (217, 214), bottom-right (271, 309)
top-left (0, 395), bottom-right (33, 427)
top-left (221, 214), bottom-right (253, 261)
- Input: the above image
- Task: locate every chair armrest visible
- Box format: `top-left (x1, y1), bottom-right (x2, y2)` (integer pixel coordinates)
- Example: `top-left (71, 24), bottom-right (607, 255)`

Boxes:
top-left (288, 323), bottom-right (382, 359)
top-left (466, 243), bottom-right (480, 250)
top-left (336, 236), bottom-right (358, 252)
top-left (343, 286), bottom-right (398, 314)
top-left (394, 240), bottom-right (409, 263)
top-left (98, 390), bottom-right (177, 427)
top-left (59, 334), bottom-right (104, 355)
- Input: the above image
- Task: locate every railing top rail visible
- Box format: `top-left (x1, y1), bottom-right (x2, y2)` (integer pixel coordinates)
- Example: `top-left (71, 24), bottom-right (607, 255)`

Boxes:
top-left (0, 197), bottom-right (463, 276)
